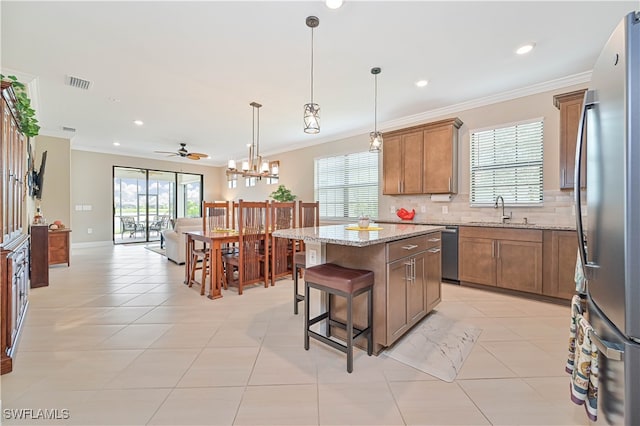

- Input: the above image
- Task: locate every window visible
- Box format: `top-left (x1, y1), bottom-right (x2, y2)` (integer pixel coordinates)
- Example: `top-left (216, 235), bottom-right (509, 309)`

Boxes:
top-left (227, 174), bottom-right (237, 189)
top-left (245, 176), bottom-right (256, 187)
top-left (315, 151), bottom-right (378, 219)
top-left (470, 118), bottom-right (544, 206)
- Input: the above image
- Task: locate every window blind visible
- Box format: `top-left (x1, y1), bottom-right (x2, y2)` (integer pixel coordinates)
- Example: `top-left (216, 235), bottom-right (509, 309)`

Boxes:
top-left (470, 119), bottom-right (544, 205)
top-left (315, 151), bottom-right (379, 219)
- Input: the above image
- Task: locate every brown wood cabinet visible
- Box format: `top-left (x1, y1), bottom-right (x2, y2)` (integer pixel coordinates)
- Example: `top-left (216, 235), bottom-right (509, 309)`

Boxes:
top-left (459, 227), bottom-right (542, 294)
top-left (383, 118), bottom-right (462, 195)
top-left (423, 118), bottom-right (462, 194)
top-left (1, 81), bottom-right (29, 375)
top-left (554, 89), bottom-right (587, 190)
top-left (543, 230), bottom-right (579, 300)
top-left (425, 234), bottom-right (442, 311)
top-left (49, 229), bottom-right (71, 266)
top-left (30, 225), bottom-right (49, 288)
top-left (383, 131), bottom-right (423, 194)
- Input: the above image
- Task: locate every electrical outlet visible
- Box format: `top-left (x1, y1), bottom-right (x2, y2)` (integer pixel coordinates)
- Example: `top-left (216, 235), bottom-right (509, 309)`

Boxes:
top-left (308, 249), bottom-right (317, 265)
top-left (389, 206), bottom-right (396, 214)
top-left (420, 205), bottom-right (427, 213)
top-left (442, 206), bottom-right (449, 214)
top-left (87, 228), bottom-right (93, 234)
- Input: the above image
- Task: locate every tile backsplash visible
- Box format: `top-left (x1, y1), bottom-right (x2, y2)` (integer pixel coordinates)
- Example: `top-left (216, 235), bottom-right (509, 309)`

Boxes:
top-left (378, 190), bottom-right (585, 227)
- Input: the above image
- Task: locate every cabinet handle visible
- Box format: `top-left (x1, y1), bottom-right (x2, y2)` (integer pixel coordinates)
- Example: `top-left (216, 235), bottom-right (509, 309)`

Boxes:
top-left (402, 244), bottom-right (419, 251)
top-left (497, 241), bottom-right (500, 258)
top-left (428, 247), bottom-right (441, 253)
top-left (404, 261), bottom-right (412, 282)
top-left (492, 241), bottom-right (495, 258)
top-left (448, 177), bottom-right (451, 192)
top-left (398, 181), bottom-right (401, 193)
top-left (412, 258), bottom-right (416, 281)
top-left (427, 238), bottom-right (440, 242)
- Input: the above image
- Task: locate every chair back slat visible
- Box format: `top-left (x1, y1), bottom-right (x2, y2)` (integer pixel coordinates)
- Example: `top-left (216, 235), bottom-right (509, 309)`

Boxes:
top-left (237, 200), bottom-right (269, 285)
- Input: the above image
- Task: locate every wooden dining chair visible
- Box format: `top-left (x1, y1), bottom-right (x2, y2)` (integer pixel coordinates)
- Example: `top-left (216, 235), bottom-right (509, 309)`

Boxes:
top-left (293, 201), bottom-right (320, 312)
top-left (223, 200), bottom-right (269, 295)
top-left (189, 201), bottom-right (230, 295)
top-left (269, 201), bottom-right (296, 286)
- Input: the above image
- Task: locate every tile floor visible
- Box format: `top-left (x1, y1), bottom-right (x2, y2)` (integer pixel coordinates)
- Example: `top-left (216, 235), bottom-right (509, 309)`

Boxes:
top-left (1, 244), bottom-right (591, 425)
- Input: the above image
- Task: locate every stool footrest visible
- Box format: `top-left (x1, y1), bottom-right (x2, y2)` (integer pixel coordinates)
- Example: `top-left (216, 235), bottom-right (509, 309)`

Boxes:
top-left (308, 312), bottom-right (329, 327)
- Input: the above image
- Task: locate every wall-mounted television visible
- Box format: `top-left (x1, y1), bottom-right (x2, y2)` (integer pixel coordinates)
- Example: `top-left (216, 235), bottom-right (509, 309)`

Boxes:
top-left (34, 151), bottom-right (47, 200)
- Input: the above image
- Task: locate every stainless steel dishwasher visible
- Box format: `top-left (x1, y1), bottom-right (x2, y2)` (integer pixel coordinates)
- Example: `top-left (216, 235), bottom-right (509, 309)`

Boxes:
top-left (441, 226), bottom-right (459, 283)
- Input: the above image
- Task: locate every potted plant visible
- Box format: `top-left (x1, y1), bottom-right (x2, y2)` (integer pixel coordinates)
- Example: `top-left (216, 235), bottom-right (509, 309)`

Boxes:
top-left (270, 185), bottom-right (296, 202)
top-left (1, 74), bottom-right (40, 137)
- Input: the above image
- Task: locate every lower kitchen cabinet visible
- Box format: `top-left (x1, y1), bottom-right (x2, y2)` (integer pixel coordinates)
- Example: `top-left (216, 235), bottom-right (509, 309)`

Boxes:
top-left (425, 236), bottom-right (442, 311)
top-left (459, 227), bottom-right (542, 294)
top-left (543, 230), bottom-right (579, 299)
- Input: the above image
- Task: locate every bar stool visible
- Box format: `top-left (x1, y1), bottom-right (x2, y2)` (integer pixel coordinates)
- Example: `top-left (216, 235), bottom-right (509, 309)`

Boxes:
top-left (304, 263), bottom-right (374, 373)
top-left (293, 251), bottom-right (305, 314)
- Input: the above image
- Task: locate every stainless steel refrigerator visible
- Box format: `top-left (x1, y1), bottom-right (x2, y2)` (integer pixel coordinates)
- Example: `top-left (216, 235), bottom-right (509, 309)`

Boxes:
top-left (575, 10), bottom-right (640, 426)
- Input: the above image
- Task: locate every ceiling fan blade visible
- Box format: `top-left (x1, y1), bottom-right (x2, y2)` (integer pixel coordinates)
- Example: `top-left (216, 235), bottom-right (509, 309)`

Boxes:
top-left (186, 153), bottom-right (205, 160)
top-left (188, 152), bottom-right (208, 158)
top-left (154, 150), bottom-right (178, 155)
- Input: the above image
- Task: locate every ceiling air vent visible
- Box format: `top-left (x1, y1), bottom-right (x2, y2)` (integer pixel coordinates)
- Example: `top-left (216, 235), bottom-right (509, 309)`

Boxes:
top-left (65, 75), bottom-right (92, 90)
top-left (62, 126), bottom-right (76, 132)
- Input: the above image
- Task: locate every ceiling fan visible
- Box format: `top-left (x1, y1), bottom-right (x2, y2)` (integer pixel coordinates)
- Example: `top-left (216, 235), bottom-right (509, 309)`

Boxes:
top-left (154, 143), bottom-right (208, 160)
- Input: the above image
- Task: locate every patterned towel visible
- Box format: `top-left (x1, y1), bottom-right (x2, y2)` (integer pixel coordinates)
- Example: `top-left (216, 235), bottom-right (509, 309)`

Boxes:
top-left (566, 295), bottom-right (582, 374)
top-left (566, 300), bottom-right (599, 422)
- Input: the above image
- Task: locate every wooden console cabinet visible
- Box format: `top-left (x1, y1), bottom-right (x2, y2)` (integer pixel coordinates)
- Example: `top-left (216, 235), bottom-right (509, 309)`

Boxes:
top-left (30, 225), bottom-right (49, 288)
top-left (49, 229), bottom-right (71, 266)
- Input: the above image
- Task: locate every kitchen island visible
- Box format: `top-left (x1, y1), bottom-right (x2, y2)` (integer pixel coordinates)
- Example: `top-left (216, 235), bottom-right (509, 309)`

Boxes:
top-left (273, 223), bottom-right (444, 354)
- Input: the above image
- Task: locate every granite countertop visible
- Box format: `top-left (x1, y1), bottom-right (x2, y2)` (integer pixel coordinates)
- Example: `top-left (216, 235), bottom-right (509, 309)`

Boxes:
top-left (375, 218), bottom-right (576, 231)
top-left (272, 223), bottom-right (444, 247)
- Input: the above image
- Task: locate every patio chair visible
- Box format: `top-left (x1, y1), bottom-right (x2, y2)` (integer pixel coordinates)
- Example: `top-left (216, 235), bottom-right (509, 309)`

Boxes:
top-left (121, 216), bottom-right (142, 238)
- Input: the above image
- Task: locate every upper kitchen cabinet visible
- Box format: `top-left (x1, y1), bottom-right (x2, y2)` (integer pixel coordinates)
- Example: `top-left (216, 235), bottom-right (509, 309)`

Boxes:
top-left (423, 117), bottom-right (462, 194)
top-left (554, 89), bottom-right (587, 190)
top-left (382, 131), bottom-right (423, 195)
top-left (382, 117), bottom-right (462, 195)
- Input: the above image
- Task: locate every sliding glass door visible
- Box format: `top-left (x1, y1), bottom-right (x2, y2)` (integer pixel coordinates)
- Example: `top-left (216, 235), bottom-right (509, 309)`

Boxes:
top-left (113, 167), bottom-right (203, 244)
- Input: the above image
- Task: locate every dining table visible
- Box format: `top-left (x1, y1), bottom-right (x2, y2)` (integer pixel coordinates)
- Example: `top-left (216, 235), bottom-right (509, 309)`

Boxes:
top-left (184, 229), bottom-right (239, 299)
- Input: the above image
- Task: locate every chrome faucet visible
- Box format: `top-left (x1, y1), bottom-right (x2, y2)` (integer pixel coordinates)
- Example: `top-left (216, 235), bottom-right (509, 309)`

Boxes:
top-left (494, 195), bottom-right (512, 223)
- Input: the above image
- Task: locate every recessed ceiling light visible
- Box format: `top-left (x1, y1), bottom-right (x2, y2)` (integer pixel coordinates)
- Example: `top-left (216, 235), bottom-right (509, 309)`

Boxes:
top-left (326, 0), bottom-right (343, 9)
top-left (113, 141), bottom-right (120, 146)
top-left (415, 80), bottom-right (429, 88)
top-left (133, 120), bottom-right (144, 126)
top-left (516, 43), bottom-right (536, 55)
top-left (108, 97), bottom-right (121, 103)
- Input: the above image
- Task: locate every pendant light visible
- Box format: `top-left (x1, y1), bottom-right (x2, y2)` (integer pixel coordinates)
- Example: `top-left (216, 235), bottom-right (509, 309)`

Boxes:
top-left (303, 16), bottom-right (320, 134)
top-left (369, 67), bottom-right (383, 152)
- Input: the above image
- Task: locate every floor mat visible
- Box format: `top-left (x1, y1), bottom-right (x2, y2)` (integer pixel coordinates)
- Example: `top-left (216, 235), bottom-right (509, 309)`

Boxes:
top-left (382, 310), bottom-right (482, 382)
top-left (145, 245), bottom-right (166, 257)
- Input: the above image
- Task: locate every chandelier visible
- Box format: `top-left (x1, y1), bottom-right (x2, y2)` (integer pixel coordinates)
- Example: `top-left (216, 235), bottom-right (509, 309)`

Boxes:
top-left (227, 102), bottom-right (279, 179)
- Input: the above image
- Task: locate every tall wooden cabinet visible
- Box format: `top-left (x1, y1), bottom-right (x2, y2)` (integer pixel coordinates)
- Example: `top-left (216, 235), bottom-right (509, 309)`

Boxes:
top-left (1, 81), bottom-right (29, 374)
top-left (542, 230), bottom-right (579, 300)
top-left (383, 117), bottom-right (462, 195)
top-left (554, 89), bottom-right (587, 190)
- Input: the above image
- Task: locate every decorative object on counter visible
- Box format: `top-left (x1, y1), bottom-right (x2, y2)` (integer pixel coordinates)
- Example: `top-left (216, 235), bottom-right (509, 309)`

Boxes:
top-left (226, 102), bottom-right (279, 180)
top-left (383, 311), bottom-right (481, 382)
top-left (303, 16), bottom-right (320, 134)
top-left (33, 205), bottom-right (44, 224)
top-left (369, 67), bottom-right (383, 153)
top-left (358, 214), bottom-right (370, 229)
top-left (49, 220), bottom-right (65, 230)
top-left (396, 208), bottom-right (415, 220)
top-left (270, 185), bottom-right (296, 202)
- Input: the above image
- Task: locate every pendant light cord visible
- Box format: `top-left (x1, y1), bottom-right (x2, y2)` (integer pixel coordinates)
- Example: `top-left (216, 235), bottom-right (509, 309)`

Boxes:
top-left (374, 73), bottom-right (378, 133)
top-left (310, 27), bottom-right (314, 103)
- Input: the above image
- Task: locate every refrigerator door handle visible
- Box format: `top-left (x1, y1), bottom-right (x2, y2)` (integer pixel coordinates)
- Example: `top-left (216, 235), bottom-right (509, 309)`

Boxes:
top-left (589, 329), bottom-right (625, 361)
top-left (574, 90), bottom-right (599, 279)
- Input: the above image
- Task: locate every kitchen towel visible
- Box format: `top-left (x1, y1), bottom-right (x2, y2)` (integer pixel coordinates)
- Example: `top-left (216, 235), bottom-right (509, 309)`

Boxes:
top-left (566, 297), bottom-right (599, 422)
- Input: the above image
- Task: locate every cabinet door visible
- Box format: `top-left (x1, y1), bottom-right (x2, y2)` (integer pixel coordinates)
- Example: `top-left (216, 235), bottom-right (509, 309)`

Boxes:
top-left (423, 125), bottom-right (454, 194)
top-left (407, 254), bottom-right (427, 325)
top-left (544, 231), bottom-right (578, 299)
top-left (459, 237), bottom-right (496, 286)
top-left (555, 90), bottom-right (587, 190)
top-left (387, 258), bottom-right (408, 342)
top-left (426, 246), bottom-right (442, 312)
top-left (383, 135), bottom-right (402, 195)
top-left (496, 240), bottom-right (542, 294)
top-left (402, 131), bottom-right (424, 194)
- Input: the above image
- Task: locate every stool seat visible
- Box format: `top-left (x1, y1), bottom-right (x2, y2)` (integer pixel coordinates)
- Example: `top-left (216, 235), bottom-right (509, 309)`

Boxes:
top-left (294, 251), bottom-right (306, 267)
top-left (304, 263), bottom-right (374, 295)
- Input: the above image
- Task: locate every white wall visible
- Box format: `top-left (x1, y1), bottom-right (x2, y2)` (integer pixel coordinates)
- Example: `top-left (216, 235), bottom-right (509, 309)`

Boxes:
top-left (33, 135), bottom-right (71, 227)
